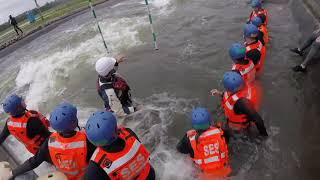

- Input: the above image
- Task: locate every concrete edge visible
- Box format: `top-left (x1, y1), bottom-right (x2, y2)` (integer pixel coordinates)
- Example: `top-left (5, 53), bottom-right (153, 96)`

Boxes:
top-left (302, 0), bottom-right (320, 24)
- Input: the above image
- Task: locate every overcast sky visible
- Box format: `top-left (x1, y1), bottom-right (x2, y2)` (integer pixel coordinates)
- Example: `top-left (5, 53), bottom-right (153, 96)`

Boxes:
top-left (0, 0), bottom-right (54, 24)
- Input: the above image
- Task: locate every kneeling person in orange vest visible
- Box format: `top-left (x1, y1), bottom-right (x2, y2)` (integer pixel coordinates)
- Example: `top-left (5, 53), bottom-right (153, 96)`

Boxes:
top-left (211, 72), bottom-right (268, 137)
top-left (251, 16), bottom-right (269, 45)
top-left (176, 108), bottom-right (231, 177)
top-left (9, 102), bottom-right (96, 180)
top-left (229, 43), bottom-right (256, 84)
top-left (244, 24), bottom-right (266, 76)
top-left (84, 111), bottom-right (155, 180)
top-left (1, 94), bottom-right (51, 155)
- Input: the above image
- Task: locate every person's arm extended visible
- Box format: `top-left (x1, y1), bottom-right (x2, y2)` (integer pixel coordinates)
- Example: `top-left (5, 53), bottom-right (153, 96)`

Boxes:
top-left (11, 139), bottom-right (51, 178)
top-left (0, 121), bottom-right (10, 145)
top-left (84, 161), bottom-right (110, 180)
top-left (125, 128), bottom-right (141, 142)
top-left (234, 98), bottom-right (268, 137)
top-left (86, 139), bottom-right (96, 162)
top-left (176, 134), bottom-right (194, 156)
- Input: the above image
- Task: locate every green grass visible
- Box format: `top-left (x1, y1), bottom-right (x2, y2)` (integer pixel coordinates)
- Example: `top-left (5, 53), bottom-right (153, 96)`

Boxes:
top-left (0, 0), bottom-right (104, 45)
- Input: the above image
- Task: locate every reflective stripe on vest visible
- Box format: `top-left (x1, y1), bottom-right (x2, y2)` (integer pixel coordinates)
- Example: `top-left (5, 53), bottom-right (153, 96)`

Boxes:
top-left (233, 62), bottom-right (255, 75)
top-left (92, 140), bottom-right (142, 174)
top-left (7, 121), bottom-right (27, 128)
top-left (189, 128), bottom-right (221, 141)
top-left (48, 141), bottom-right (85, 149)
top-left (224, 87), bottom-right (252, 110)
top-left (246, 42), bottom-right (262, 52)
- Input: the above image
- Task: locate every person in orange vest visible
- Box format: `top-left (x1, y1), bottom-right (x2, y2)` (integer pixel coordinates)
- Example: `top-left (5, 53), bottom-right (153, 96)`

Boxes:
top-left (251, 16), bottom-right (269, 45)
top-left (176, 108), bottom-right (231, 177)
top-left (84, 111), bottom-right (155, 179)
top-left (244, 24), bottom-right (266, 76)
top-left (211, 71), bottom-right (268, 137)
top-left (9, 102), bottom-right (96, 180)
top-left (229, 43), bottom-right (256, 84)
top-left (1, 94), bottom-right (50, 155)
top-left (248, 0), bottom-right (268, 27)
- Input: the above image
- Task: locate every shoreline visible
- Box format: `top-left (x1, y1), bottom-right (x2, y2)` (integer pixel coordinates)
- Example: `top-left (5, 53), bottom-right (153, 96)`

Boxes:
top-left (0, 0), bottom-right (124, 59)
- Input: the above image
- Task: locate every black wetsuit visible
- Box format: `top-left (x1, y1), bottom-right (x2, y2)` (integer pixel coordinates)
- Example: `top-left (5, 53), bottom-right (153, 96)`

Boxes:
top-left (10, 131), bottom-right (96, 179)
top-left (176, 128), bottom-right (230, 157)
top-left (257, 30), bottom-right (265, 46)
top-left (9, 16), bottom-right (23, 35)
top-left (245, 40), bottom-right (262, 65)
top-left (0, 114), bottom-right (51, 146)
top-left (84, 128), bottom-right (156, 180)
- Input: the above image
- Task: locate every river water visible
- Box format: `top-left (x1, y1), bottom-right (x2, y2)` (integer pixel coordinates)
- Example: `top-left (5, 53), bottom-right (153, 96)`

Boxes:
top-left (0, 0), bottom-right (319, 179)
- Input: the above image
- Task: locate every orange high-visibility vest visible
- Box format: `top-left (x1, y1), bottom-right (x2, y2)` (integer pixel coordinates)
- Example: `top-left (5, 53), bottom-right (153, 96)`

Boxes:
top-left (7, 110), bottom-right (50, 155)
top-left (245, 40), bottom-right (266, 76)
top-left (187, 127), bottom-right (231, 176)
top-left (232, 60), bottom-right (256, 84)
top-left (48, 131), bottom-right (88, 180)
top-left (249, 8), bottom-right (268, 26)
top-left (91, 127), bottom-right (151, 180)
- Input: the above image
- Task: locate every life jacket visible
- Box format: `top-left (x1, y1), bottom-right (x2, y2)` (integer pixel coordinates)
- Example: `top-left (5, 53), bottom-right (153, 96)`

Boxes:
top-left (91, 127), bottom-right (151, 180)
top-left (221, 85), bottom-right (260, 131)
top-left (187, 127), bottom-right (231, 176)
top-left (245, 40), bottom-right (266, 76)
top-left (249, 8), bottom-right (268, 26)
top-left (7, 110), bottom-right (50, 155)
top-left (232, 60), bottom-right (256, 84)
top-left (258, 25), bottom-right (269, 45)
top-left (96, 76), bottom-right (132, 107)
top-left (48, 131), bottom-right (88, 180)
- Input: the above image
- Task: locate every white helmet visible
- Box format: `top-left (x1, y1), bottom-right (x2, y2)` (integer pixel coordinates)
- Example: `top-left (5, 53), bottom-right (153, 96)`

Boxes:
top-left (95, 57), bottom-right (117, 77)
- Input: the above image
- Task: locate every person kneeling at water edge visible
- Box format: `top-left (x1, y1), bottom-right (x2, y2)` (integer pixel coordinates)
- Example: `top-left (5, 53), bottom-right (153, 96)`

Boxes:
top-left (96, 55), bottom-right (136, 117)
top-left (229, 43), bottom-right (256, 84)
top-left (84, 111), bottom-right (155, 179)
top-left (176, 108), bottom-right (231, 177)
top-left (8, 102), bottom-right (96, 180)
top-left (1, 94), bottom-right (50, 155)
top-left (211, 72), bottom-right (268, 137)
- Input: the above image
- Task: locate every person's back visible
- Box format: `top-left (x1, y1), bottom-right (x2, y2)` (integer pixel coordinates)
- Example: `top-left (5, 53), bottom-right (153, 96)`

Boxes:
top-left (1, 94), bottom-right (50, 155)
top-left (177, 108), bottom-right (231, 177)
top-left (249, 0), bottom-right (268, 27)
top-left (229, 43), bottom-right (256, 84)
top-left (9, 15), bottom-right (17, 25)
top-left (84, 111), bottom-right (155, 179)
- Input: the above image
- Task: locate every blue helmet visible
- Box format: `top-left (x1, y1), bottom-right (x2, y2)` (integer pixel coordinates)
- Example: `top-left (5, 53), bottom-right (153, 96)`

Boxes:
top-left (2, 94), bottom-right (26, 116)
top-left (251, 0), bottom-right (262, 8)
top-left (85, 111), bottom-right (118, 147)
top-left (251, 17), bottom-right (262, 27)
top-left (229, 43), bottom-right (246, 62)
top-left (191, 107), bottom-right (211, 130)
top-left (50, 102), bottom-right (78, 133)
top-left (244, 24), bottom-right (259, 38)
top-left (223, 71), bottom-right (244, 93)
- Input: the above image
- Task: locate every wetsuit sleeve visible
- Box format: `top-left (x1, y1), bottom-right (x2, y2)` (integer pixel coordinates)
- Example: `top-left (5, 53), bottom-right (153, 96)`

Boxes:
top-left (86, 139), bottom-right (96, 162)
top-left (0, 121), bottom-right (10, 145)
top-left (11, 139), bottom-right (52, 178)
top-left (26, 117), bottom-right (51, 139)
top-left (258, 31), bottom-right (265, 46)
top-left (234, 98), bottom-right (268, 136)
top-left (125, 128), bottom-right (141, 142)
top-left (246, 49), bottom-right (261, 65)
top-left (176, 134), bottom-right (194, 157)
top-left (221, 128), bottom-right (231, 144)
top-left (83, 161), bottom-right (110, 180)
top-left (100, 89), bottom-right (112, 111)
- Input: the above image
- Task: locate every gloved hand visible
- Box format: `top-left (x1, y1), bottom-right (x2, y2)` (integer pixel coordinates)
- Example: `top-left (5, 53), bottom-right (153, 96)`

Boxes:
top-left (0, 170), bottom-right (13, 180)
top-left (0, 161), bottom-right (13, 180)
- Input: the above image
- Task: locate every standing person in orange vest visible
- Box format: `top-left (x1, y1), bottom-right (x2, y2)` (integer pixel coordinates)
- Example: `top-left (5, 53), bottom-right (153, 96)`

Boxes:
top-left (84, 111), bottom-right (155, 179)
top-left (1, 94), bottom-right (50, 155)
top-left (244, 24), bottom-right (266, 76)
top-left (9, 102), bottom-right (96, 180)
top-left (251, 16), bottom-right (269, 45)
top-left (176, 107), bottom-right (231, 177)
top-left (211, 72), bottom-right (268, 137)
top-left (248, 0), bottom-right (268, 27)
top-left (229, 43), bottom-right (256, 84)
